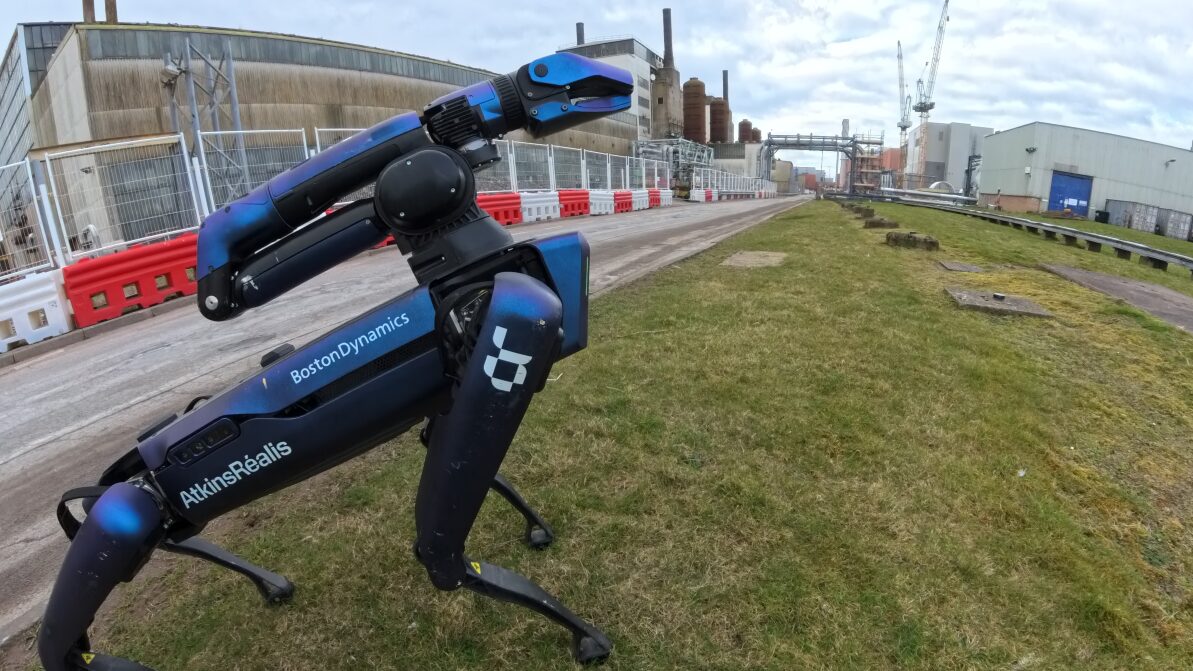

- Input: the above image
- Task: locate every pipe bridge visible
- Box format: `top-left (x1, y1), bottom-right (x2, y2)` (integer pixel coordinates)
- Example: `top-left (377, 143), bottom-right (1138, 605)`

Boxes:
top-left (759, 133), bottom-right (884, 193)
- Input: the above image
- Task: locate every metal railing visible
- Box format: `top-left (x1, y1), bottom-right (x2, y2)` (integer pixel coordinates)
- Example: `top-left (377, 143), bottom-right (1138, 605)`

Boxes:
top-left (893, 198), bottom-right (1193, 275)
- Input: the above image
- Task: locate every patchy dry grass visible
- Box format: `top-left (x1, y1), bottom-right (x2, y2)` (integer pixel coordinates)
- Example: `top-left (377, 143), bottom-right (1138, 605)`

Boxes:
top-left (53, 201), bottom-right (1193, 670)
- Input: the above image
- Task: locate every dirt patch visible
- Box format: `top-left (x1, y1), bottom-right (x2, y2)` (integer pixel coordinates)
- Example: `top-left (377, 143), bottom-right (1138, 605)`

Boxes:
top-left (721, 251), bottom-right (787, 267)
top-left (1043, 265), bottom-right (1193, 332)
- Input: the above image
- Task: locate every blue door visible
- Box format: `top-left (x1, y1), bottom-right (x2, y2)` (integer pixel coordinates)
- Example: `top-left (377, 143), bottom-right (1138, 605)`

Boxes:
top-left (1047, 172), bottom-right (1093, 216)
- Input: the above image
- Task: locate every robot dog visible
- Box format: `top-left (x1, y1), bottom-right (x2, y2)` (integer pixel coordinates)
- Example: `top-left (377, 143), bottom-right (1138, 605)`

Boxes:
top-left (38, 52), bottom-right (632, 670)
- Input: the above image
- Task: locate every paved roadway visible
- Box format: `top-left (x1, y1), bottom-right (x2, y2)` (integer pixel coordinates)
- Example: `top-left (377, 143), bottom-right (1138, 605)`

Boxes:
top-left (0, 196), bottom-right (806, 644)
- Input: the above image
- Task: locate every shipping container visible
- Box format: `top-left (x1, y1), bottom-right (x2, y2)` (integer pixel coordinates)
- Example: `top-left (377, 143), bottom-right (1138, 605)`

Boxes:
top-left (1106, 199), bottom-right (1159, 233)
top-left (1164, 210), bottom-right (1193, 241)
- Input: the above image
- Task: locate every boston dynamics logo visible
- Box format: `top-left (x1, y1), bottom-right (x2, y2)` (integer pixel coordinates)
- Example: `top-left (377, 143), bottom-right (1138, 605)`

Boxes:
top-left (484, 326), bottom-right (532, 392)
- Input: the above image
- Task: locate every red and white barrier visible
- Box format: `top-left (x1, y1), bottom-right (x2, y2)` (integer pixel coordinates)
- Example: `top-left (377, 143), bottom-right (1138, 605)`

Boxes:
top-left (558, 189), bottom-right (590, 217)
top-left (630, 189), bottom-right (650, 211)
top-left (520, 191), bottom-right (561, 223)
top-left (589, 190), bottom-right (615, 215)
top-left (0, 270), bottom-right (73, 352)
top-left (613, 190), bottom-right (633, 214)
top-left (62, 234), bottom-right (198, 328)
top-left (477, 192), bottom-right (523, 226)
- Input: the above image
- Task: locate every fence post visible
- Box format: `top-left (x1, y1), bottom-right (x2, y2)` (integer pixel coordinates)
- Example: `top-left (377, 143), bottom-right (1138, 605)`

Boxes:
top-left (27, 159), bottom-right (69, 268)
top-left (301, 129), bottom-right (313, 159)
top-left (581, 150), bottom-right (588, 189)
top-left (547, 145), bottom-right (557, 191)
top-left (191, 156), bottom-right (211, 217)
top-left (41, 153), bottom-right (75, 264)
top-left (178, 133), bottom-right (206, 223)
top-left (507, 142), bottom-right (519, 192)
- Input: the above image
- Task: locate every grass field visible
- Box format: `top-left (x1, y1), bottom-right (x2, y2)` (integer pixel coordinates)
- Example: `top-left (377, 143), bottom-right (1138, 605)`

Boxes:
top-left (43, 201), bottom-right (1193, 670)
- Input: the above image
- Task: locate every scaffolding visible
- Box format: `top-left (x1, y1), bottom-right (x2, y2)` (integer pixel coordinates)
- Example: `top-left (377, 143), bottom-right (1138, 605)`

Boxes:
top-left (634, 138), bottom-right (713, 190)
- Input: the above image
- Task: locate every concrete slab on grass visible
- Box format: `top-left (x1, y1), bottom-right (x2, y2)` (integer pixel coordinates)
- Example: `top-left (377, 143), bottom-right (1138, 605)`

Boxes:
top-left (722, 251), bottom-right (787, 267)
top-left (939, 261), bottom-right (984, 273)
top-left (946, 288), bottom-right (1052, 317)
top-left (1043, 264), bottom-right (1193, 332)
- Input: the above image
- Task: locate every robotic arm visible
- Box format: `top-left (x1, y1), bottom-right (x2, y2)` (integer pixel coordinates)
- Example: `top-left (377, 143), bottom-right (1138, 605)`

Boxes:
top-left (39, 53), bottom-right (632, 671)
top-left (196, 52), bottom-right (632, 320)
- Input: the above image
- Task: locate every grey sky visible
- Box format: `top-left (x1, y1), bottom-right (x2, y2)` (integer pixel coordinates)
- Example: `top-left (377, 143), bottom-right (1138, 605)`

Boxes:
top-left (6, 1), bottom-right (1193, 175)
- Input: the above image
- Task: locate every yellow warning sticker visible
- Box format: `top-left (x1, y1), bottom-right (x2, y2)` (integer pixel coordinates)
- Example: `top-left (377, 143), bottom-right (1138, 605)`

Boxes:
top-left (470, 561), bottom-right (482, 574)
top-left (81, 652), bottom-right (96, 665)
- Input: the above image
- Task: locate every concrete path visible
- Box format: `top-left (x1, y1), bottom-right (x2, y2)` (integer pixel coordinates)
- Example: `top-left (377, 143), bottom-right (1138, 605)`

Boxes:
top-left (1043, 264), bottom-right (1193, 332)
top-left (0, 196), bottom-right (807, 644)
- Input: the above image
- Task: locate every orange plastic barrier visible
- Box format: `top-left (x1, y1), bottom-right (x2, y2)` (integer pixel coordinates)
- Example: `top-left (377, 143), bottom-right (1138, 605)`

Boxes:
top-left (62, 234), bottom-right (198, 328)
top-left (558, 189), bottom-right (591, 217)
top-left (477, 192), bottom-right (523, 226)
top-left (648, 189), bottom-right (661, 208)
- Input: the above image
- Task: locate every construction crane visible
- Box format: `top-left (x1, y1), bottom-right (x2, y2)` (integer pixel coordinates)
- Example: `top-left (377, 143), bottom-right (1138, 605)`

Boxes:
top-left (911, 0), bottom-right (949, 187)
top-left (896, 41), bottom-right (912, 187)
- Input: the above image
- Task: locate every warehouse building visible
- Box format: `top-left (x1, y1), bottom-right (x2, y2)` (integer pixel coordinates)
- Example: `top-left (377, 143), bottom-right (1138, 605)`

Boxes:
top-left (0, 18), bottom-right (639, 167)
top-left (903, 121), bottom-right (991, 192)
top-left (978, 122), bottom-right (1193, 223)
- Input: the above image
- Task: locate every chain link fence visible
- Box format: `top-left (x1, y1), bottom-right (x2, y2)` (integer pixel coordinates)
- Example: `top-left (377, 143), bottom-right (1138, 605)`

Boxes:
top-left (45, 135), bottom-right (202, 260)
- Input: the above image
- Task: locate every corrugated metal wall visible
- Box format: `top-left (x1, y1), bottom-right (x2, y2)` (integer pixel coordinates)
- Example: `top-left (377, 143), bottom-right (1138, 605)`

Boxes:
top-left (30, 25), bottom-right (638, 156)
top-left (982, 122), bottom-right (1193, 218)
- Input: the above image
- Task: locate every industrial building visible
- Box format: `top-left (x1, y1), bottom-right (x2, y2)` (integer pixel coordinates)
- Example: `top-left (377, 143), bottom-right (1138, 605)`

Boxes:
top-left (903, 121), bottom-right (991, 192)
top-left (0, 13), bottom-right (640, 169)
top-left (978, 122), bottom-right (1193, 225)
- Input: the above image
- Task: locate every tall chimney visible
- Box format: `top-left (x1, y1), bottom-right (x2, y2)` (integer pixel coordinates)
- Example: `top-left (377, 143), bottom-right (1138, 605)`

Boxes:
top-left (82, 0), bottom-right (96, 22)
top-left (662, 8), bottom-right (675, 69)
top-left (722, 69), bottom-right (729, 104)
top-left (576, 22), bottom-right (585, 45)
top-left (104, 0), bottom-right (118, 23)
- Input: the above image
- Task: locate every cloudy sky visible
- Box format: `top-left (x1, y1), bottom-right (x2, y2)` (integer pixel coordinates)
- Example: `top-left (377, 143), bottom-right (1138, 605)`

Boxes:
top-left (6, 0), bottom-right (1193, 175)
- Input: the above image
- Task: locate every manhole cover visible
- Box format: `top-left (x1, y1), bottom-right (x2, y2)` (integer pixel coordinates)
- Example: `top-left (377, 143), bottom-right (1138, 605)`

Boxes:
top-left (721, 251), bottom-right (787, 267)
top-left (946, 288), bottom-right (1052, 317)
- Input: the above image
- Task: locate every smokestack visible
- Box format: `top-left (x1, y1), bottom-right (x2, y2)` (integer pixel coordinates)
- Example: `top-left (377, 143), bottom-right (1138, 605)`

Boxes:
top-left (662, 8), bottom-right (674, 69)
top-left (104, 0), bottom-right (117, 23)
top-left (576, 22), bottom-right (585, 45)
top-left (82, 0), bottom-right (96, 22)
top-left (722, 69), bottom-right (728, 104)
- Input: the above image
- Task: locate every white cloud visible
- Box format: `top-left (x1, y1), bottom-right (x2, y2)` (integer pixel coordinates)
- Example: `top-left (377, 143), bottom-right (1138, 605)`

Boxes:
top-left (6, 0), bottom-right (1193, 174)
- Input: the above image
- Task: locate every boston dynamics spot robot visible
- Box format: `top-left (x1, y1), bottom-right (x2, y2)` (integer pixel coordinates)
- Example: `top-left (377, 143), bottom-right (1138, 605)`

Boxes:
top-left (38, 53), bottom-right (633, 670)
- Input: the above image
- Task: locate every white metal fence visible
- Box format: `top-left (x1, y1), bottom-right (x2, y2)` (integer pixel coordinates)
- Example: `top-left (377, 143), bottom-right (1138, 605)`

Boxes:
top-left (0, 160), bottom-right (55, 283)
top-left (3, 126), bottom-right (762, 284)
top-left (199, 129), bottom-right (310, 210)
top-left (691, 167), bottom-right (770, 193)
top-left (45, 135), bottom-right (202, 261)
